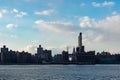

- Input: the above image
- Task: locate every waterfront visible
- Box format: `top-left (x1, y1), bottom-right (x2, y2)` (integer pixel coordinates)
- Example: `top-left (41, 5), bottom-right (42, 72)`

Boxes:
top-left (0, 65), bottom-right (120, 80)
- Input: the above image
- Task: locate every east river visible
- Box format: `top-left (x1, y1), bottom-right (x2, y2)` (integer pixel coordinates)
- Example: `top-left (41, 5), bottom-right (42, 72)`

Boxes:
top-left (0, 65), bottom-right (120, 80)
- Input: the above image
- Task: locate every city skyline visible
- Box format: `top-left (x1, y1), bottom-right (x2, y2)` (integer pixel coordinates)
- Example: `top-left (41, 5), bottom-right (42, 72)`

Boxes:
top-left (0, 0), bottom-right (120, 55)
top-left (0, 32), bottom-right (119, 65)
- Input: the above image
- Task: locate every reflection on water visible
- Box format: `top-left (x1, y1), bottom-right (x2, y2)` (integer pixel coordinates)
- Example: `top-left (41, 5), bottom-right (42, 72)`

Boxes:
top-left (0, 65), bottom-right (120, 80)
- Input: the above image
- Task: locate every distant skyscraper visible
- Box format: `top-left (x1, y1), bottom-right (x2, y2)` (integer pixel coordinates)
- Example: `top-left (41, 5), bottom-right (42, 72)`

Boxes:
top-left (78, 32), bottom-right (82, 53)
top-left (1, 45), bottom-right (9, 63)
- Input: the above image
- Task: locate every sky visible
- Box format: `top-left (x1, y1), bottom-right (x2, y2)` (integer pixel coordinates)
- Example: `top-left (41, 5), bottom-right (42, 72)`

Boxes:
top-left (0, 0), bottom-right (120, 55)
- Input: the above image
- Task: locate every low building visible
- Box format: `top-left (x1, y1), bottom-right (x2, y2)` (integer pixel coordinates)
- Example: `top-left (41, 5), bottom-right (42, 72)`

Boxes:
top-left (53, 54), bottom-right (63, 63)
top-left (62, 51), bottom-right (69, 63)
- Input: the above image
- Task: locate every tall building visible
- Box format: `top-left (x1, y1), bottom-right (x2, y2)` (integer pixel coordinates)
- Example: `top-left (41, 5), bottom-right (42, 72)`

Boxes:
top-left (1, 45), bottom-right (9, 63)
top-left (78, 32), bottom-right (82, 48)
top-left (77, 32), bottom-right (85, 53)
top-left (74, 32), bottom-right (95, 64)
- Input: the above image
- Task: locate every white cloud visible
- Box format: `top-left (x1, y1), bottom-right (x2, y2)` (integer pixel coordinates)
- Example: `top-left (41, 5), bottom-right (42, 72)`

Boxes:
top-left (0, 12), bottom-right (2, 18)
top-left (78, 14), bottom-right (120, 48)
top-left (20, 12), bottom-right (27, 15)
top-left (102, 1), bottom-right (115, 7)
top-left (79, 16), bottom-right (93, 28)
top-left (1, 9), bottom-right (8, 14)
top-left (12, 8), bottom-right (27, 18)
top-left (92, 2), bottom-right (101, 7)
top-left (13, 9), bottom-right (19, 13)
top-left (92, 1), bottom-right (115, 7)
top-left (34, 9), bottom-right (55, 16)
top-left (35, 20), bottom-right (76, 33)
top-left (6, 24), bottom-right (18, 29)
top-left (93, 15), bottom-right (120, 34)
top-left (79, 14), bottom-right (120, 34)
top-left (0, 9), bottom-right (8, 18)
top-left (79, 14), bottom-right (120, 50)
top-left (82, 30), bottom-right (104, 44)
top-left (0, 8), bottom-right (27, 18)
top-left (20, 45), bottom-right (37, 54)
top-left (15, 11), bottom-right (27, 18)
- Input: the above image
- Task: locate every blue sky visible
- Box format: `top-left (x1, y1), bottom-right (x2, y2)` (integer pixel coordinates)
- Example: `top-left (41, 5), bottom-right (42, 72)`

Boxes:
top-left (0, 0), bottom-right (120, 55)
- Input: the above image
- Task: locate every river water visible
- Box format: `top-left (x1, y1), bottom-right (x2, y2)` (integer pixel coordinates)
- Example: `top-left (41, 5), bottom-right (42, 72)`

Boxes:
top-left (0, 65), bottom-right (120, 80)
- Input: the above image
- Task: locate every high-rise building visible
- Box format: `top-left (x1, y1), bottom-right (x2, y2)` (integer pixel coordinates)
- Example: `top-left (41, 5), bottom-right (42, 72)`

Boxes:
top-left (78, 32), bottom-right (85, 53)
top-left (75, 32), bottom-right (95, 64)
top-left (78, 33), bottom-right (82, 47)
top-left (1, 45), bottom-right (9, 63)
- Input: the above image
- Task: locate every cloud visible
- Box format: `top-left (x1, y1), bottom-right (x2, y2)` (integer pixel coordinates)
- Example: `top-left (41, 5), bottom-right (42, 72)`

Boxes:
top-left (34, 9), bottom-right (55, 16)
top-left (6, 24), bottom-right (18, 29)
top-left (102, 1), bottom-right (115, 7)
top-left (0, 8), bottom-right (27, 18)
top-left (82, 30), bottom-right (104, 44)
top-left (35, 20), bottom-right (77, 33)
top-left (12, 8), bottom-right (27, 18)
top-left (20, 45), bottom-right (37, 54)
top-left (0, 9), bottom-right (8, 18)
top-left (0, 12), bottom-right (2, 18)
top-left (93, 15), bottom-right (120, 34)
top-left (92, 2), bottom-right (101, 7)
top-left (79, 16), bottom-right (93, 28)
top-left (16, 12), bottom-right (27, 18)
top-left (92, 1), bottom-right (115, 7)
top-left (79, 14), bottom-right (120, 34)
top-left (79, 14), bottom-right (120, 48)
top-left (1, 9), bottom-right (8, 14)
top-left (13, 9), bottom-right (19, 13)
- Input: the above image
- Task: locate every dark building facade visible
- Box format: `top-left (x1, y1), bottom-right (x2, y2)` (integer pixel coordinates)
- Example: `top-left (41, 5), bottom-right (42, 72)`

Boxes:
top-left (71, 32), bottom-right (95, 64)
top-left (17, 51), bottom-right (32, 63)
top-left (95, 51), bottom-right (116, 64)
top-left (1, 45), bottom-right (9, 63)
top-left (53, 54), bottom-right (63, 63)
top-left (62, 51), bottom-right (69, 63)
top-left (36, 45), bottom-right (52, 63)
top-left (0, 45), bottom-right (33, 64)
